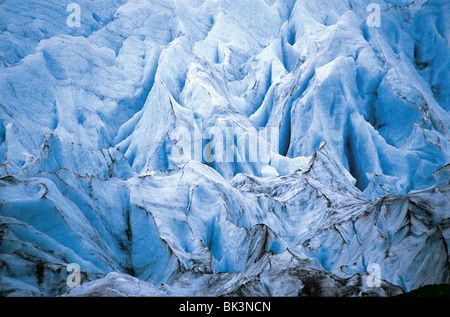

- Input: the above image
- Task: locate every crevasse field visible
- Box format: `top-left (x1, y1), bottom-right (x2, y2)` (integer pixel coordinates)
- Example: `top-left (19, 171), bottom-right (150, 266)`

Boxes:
top-left (0, 0), bottom-right (449, 297)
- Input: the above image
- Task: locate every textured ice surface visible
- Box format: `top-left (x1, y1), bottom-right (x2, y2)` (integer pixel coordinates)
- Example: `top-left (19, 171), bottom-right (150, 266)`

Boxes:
top-left (0, 0), bottom-right (448, 296)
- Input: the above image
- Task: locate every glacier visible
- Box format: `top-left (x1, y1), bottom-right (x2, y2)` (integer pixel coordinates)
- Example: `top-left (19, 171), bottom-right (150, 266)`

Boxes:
top-left (0, 0), bottom-right (449, 297)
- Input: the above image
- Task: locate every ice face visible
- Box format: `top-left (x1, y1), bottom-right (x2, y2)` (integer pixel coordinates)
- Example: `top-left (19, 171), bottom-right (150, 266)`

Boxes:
top-left (0, 0), bottom-right (448, 296)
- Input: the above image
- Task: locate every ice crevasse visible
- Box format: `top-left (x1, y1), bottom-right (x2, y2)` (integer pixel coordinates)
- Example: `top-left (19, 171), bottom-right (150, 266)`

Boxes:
top-left (0, 0), bottom-right (449, 296)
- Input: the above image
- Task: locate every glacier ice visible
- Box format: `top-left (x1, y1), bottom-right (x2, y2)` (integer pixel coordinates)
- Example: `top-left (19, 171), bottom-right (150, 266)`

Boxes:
top-left (0, 0), bottom-right (449, 297)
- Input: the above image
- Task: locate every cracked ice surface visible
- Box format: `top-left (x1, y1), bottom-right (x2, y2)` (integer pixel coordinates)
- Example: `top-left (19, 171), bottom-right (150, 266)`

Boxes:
top-left (0, 0), bottom-right (449, 296)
